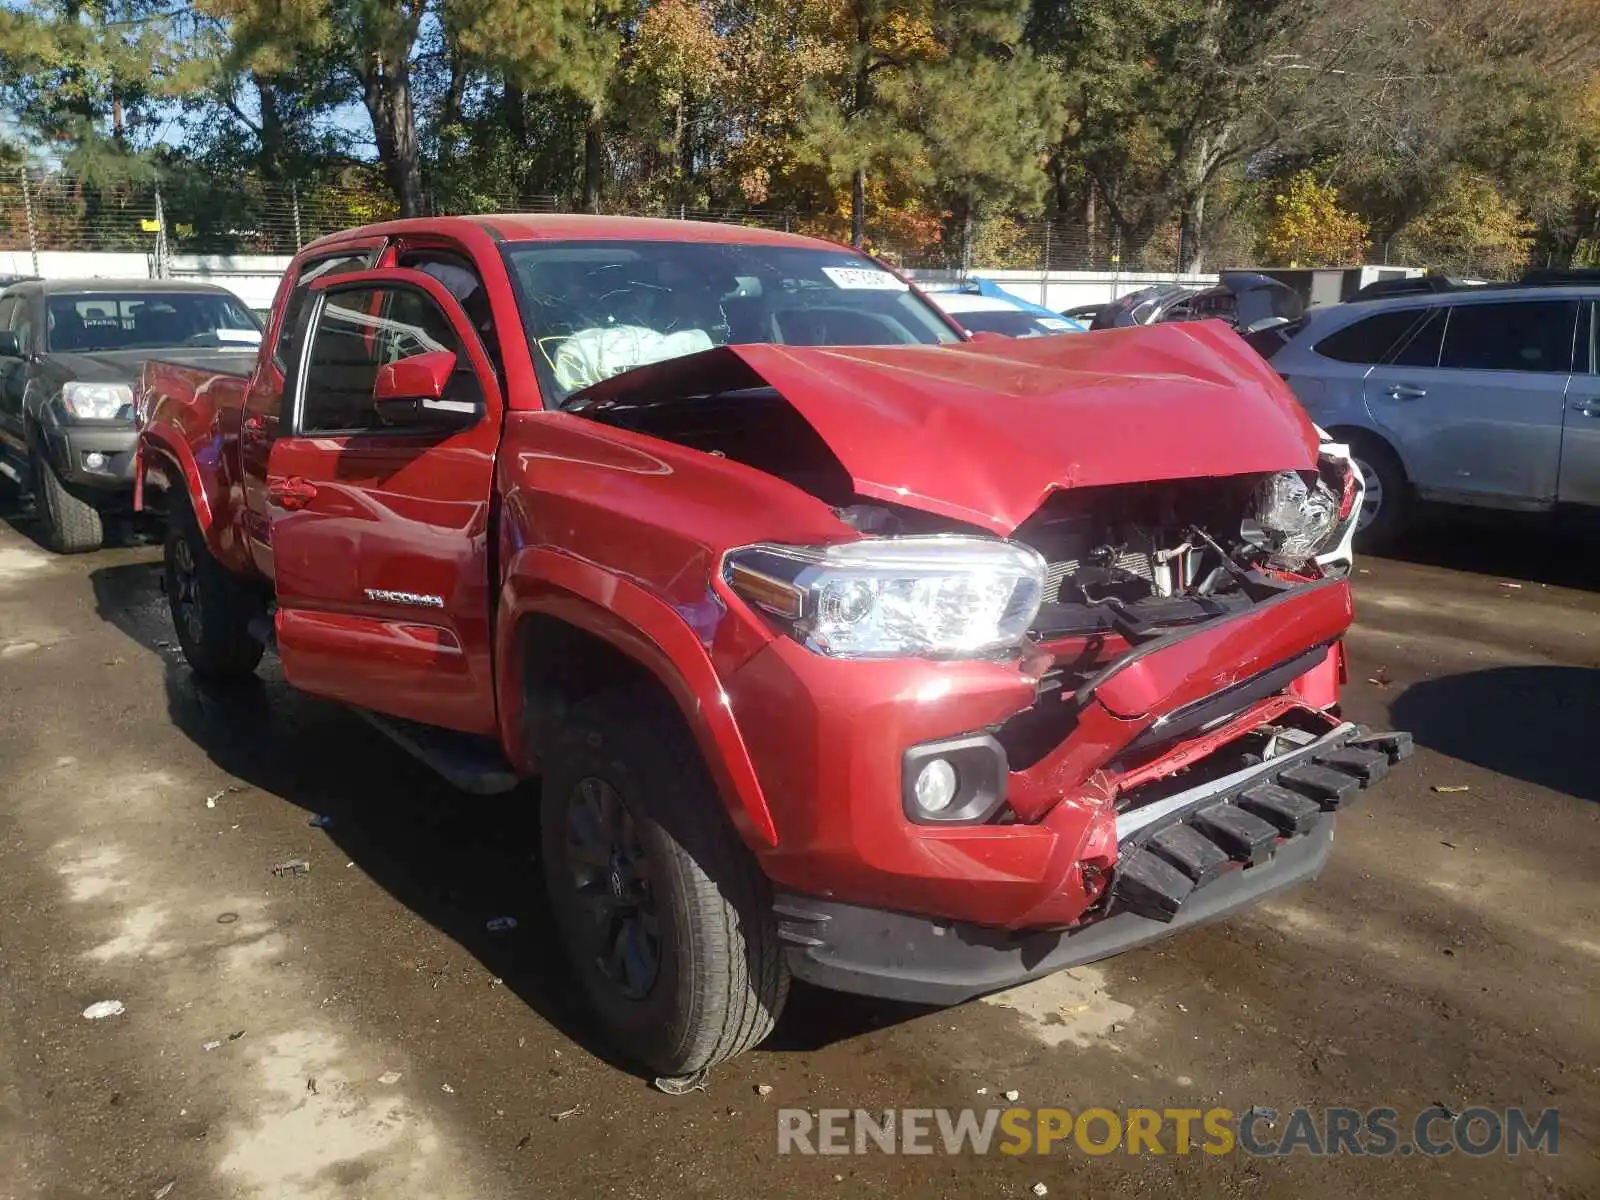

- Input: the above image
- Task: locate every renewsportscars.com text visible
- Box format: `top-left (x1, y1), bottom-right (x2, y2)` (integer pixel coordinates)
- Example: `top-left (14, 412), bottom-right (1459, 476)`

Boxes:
top-left (776, 1106), bottom-right (1560, 1158)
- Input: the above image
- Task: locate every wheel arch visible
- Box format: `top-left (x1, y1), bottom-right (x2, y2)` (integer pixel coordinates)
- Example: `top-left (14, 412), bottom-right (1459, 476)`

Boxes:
top-left (496, 550), bottom-right (778, 848)
top-left (1324, 423), bottom-right (1409, 482)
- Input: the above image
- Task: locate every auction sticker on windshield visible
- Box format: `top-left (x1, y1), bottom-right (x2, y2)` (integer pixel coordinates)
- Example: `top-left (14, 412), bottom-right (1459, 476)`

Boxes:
top-left (822, 266), bottom-right (909, 290)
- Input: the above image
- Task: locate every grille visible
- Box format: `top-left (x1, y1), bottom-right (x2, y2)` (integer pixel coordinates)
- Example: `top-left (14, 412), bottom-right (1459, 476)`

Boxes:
top-left (1044, 548), bottom-right (1156, 597)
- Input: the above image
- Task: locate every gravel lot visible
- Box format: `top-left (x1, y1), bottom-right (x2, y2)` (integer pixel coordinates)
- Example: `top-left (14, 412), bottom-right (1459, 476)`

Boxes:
top-left (1, 500), bottom-right (1595, 1200)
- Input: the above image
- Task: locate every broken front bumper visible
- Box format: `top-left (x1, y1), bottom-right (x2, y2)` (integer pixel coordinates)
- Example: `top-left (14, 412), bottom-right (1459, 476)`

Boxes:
top-left (773, 723), bottom-right (1412, 1006)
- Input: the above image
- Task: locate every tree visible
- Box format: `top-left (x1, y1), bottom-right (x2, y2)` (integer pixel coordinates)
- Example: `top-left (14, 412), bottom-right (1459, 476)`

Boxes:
top-left (0, 0), bottom-right (172, 179)
top-left (195, 0), bottom-right (435, 215)
top-left (450, 0), bottom-right (625, 211)
top-left (1394, 169), bottom-right (1534, 277)
top-left (1261, 170), bottom-right (1367, 267)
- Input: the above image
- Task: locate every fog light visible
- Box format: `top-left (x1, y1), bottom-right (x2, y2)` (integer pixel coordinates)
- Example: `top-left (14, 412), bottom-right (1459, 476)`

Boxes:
top-left (84, 451), bottom-right (108, 471)
top-left (914, 758), bottom-right (958, 814)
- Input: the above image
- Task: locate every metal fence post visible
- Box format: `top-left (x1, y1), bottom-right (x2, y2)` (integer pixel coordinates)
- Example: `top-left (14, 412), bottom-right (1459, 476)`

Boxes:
top-left (19, 168), bottom-right (39, 277)
top-left (1041, 219), bottom-right (1052, 307)
top-left (152, 186), bottom-right (170, 279)
top-left (291, 182), bottom-right (303, 249)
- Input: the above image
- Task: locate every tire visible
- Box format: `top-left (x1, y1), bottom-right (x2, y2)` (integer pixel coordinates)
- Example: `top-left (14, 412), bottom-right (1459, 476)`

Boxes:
top-left (1343, 431), bottom-right (1408, 553)
top-left (541, 685), bottom-right (788, 1076)
top-left (164, 492), bottom-right (265, 681)
top-left (31, 447), bottom-right (104, 553)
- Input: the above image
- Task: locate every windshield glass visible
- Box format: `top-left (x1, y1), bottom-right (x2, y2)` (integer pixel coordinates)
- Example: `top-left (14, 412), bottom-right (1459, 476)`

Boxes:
top-left (502, 239), bottom-right (959, 405)
top-left (46, 291), bottom-right (262, 353)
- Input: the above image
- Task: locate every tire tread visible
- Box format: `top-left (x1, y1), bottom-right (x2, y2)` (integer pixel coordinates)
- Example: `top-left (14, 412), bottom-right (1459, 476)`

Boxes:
top-left (544, 685), bottom-right (787, 1074)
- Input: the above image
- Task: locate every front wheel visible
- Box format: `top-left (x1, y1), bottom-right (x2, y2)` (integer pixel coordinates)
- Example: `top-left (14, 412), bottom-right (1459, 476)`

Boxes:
top-left (541, 686), bottom-right (789, 1076)
top-left (164, 495), bottom-right (265, 681)
top-left (31, 448), bottom-right (104, 553)
top-left (1345, 433), bottom-right (1408, 553)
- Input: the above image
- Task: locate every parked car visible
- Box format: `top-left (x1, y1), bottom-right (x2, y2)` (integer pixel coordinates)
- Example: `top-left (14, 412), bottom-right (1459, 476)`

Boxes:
top-left (135, 215), bottom-right (1408, 1076)
top-left (928, 279), bottom-right (1087, 337)
top-left (1092, 271), bottom-right (1307, 358)
top-left (1269, 282), bottom-right (1600, 547)
top-left (1347, 274), bottom-right (1480, 303)
top-left (1060, 302), bottom-right (1107, 324)
top-left (0, 279), bottom-right (262, 551)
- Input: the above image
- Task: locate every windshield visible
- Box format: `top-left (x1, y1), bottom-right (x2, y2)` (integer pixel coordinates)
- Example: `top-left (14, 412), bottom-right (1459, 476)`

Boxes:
top-left (46, 291), bottom-right (262, 353)
top-left (502, 239), bottom-right (959, 405)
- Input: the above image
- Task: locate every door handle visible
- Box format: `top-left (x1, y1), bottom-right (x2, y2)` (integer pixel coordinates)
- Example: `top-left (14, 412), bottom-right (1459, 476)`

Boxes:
top-left (267, 476), bottom-right (318, 510)
top-left (1571, 398), bottom-right (1600, 418)
top-left (1386, 384), bottom-right (1427, 400)
top-left (242, 414), bottom-right (265, 440)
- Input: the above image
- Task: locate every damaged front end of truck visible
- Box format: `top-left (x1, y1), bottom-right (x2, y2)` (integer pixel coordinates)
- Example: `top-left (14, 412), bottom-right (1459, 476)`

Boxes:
top-left (562, 321), bottom-right (1411, 1004)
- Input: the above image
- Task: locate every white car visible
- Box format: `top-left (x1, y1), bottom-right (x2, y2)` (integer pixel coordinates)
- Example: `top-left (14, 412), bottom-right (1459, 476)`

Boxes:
top-left (929, 290), bottom-right (1086, 338)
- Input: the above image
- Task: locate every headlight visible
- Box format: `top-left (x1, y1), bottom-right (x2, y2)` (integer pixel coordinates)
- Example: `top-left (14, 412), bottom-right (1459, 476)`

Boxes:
top-left (724, 536), bottom-right (1047, 659)
top-left (60, 381), bottom-right (134, 421)
top-left (1246, 470), bottom-right (1339, 567)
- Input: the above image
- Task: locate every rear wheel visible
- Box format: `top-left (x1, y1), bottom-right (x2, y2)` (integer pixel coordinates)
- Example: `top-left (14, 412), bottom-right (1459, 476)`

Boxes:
top-left (1343, 432), bottom-right (1408, 552)
top-left (31, 447), bottom-right (103, 554)
top-left (164, 493), bottom-right (265, 681)
top-left (541, 686), bottom-right (788, 1076)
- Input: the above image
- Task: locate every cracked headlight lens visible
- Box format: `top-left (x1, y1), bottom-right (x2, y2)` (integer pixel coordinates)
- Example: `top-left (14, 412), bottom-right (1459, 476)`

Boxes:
top-left (1246, 470), bottom-right (1340, 567)
top-left (724, 536), bottom-right (1047, 660)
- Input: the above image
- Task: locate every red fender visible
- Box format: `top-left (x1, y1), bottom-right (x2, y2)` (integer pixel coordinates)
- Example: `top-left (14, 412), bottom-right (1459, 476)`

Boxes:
top-left (137, 428), bottom-right (214, 527)
top-left (496, 547), bottom-right (778, 848)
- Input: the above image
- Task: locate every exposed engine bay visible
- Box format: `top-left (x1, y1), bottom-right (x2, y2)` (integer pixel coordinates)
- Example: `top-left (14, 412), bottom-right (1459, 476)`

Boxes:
top-left (582, 384), bottom-right (1358, 635)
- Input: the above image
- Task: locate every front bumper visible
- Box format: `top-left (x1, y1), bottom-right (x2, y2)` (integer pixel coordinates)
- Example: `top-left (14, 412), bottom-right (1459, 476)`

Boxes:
top-left (773, 724), bottom-right (1412, 1005)
top-left (725, 576), bottom-right (1356, 930)
top-left (42, 418), bottom-right (137, 491)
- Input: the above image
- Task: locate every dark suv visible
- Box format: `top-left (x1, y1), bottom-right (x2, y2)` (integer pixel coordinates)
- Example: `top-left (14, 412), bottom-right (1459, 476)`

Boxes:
top-left (0, 279), bottom-right (262, 551)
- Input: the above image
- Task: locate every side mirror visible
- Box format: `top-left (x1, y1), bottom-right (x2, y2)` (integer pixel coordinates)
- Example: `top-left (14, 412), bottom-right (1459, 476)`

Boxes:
top-left (372, 349), bottom-right (481, 430)
top-left (0, 331), bottom-right (20, 358)
top-left (967, 330), bottom-right (1012, 344)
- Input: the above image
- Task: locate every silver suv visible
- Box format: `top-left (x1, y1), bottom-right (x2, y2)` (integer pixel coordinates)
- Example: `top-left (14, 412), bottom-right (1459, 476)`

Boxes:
top-left (1270, 284), bottom-right (1599, 546)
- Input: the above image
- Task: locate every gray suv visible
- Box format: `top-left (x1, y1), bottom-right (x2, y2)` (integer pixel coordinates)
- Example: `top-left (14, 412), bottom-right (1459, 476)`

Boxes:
top-left (1270, 285), bottom-right (1598, 546)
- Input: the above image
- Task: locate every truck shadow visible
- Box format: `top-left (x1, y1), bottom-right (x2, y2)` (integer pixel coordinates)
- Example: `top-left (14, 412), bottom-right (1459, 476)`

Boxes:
top-left (1377, 513), bottom-right (1600, 592)
top-left (1389, 665), bottom-right (1600, 803)
top-left (87, 559), bottom-right (921, 1071)
top-left (0, 489), bottom-right (161, 553)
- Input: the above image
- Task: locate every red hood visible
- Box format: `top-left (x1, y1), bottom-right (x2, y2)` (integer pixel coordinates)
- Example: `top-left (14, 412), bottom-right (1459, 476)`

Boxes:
top-left (569, 321), bottom-right (1319, 534)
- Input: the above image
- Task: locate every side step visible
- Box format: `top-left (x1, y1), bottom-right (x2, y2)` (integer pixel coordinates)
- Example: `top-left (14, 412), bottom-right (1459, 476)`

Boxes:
top-left (353, 709), bottom-right (520, 795)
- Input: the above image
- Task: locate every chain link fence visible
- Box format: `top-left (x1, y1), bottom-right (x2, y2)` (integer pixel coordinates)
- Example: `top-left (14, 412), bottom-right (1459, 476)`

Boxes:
top-left (0, 169), bottom-right (1185, 275)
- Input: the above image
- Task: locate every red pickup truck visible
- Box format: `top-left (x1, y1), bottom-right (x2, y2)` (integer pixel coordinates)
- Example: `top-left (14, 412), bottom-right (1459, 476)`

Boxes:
top-left (135, 215), bottom-right (1409, 1076)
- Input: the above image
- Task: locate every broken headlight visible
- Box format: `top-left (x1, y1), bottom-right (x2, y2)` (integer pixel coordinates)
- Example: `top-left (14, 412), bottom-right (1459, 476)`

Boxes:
top-left (723, 536), bottom-right (1047, 660)
top-left (1246, 470), bottom-right (1341, 568)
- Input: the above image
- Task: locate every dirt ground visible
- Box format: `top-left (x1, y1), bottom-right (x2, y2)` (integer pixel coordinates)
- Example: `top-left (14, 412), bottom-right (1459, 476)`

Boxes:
top-left (0, 499), bottom-right (1596, 1200)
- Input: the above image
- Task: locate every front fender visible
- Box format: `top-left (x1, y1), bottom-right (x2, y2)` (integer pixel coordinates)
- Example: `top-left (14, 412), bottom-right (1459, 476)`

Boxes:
top-left (496, 546), bottom-right (778, 848)
top-left (137, 428), bottom-right (214, 527)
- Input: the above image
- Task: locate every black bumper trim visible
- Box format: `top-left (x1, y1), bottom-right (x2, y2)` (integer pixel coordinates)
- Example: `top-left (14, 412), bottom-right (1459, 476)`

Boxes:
top-left (774, 727), bottom-right (1412, 1007)
top-left (777, 816), bottom-right (1334, 1006)
top-left (44, 424), bottom-right (137, 490)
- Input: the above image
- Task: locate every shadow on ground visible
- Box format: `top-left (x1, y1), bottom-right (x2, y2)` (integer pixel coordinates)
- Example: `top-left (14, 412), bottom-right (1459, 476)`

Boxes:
top-left (1391, 665), bottom-right (1600, 803)
top-left (87, 558), bottom-right (918, 1072)
top-left (1378, 509), bottom-right (1600, 591)
top-left (0, 486), bottom-right (160, 554)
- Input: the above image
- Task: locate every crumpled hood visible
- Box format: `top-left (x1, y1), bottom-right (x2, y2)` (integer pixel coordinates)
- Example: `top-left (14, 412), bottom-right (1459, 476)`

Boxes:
top-left (569, 321), bottom-right (1319, 534)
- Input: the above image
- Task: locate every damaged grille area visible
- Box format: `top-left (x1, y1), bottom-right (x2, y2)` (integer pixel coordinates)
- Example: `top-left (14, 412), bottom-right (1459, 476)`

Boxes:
top-left (1013, 478), bottom-right (1259, 607)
